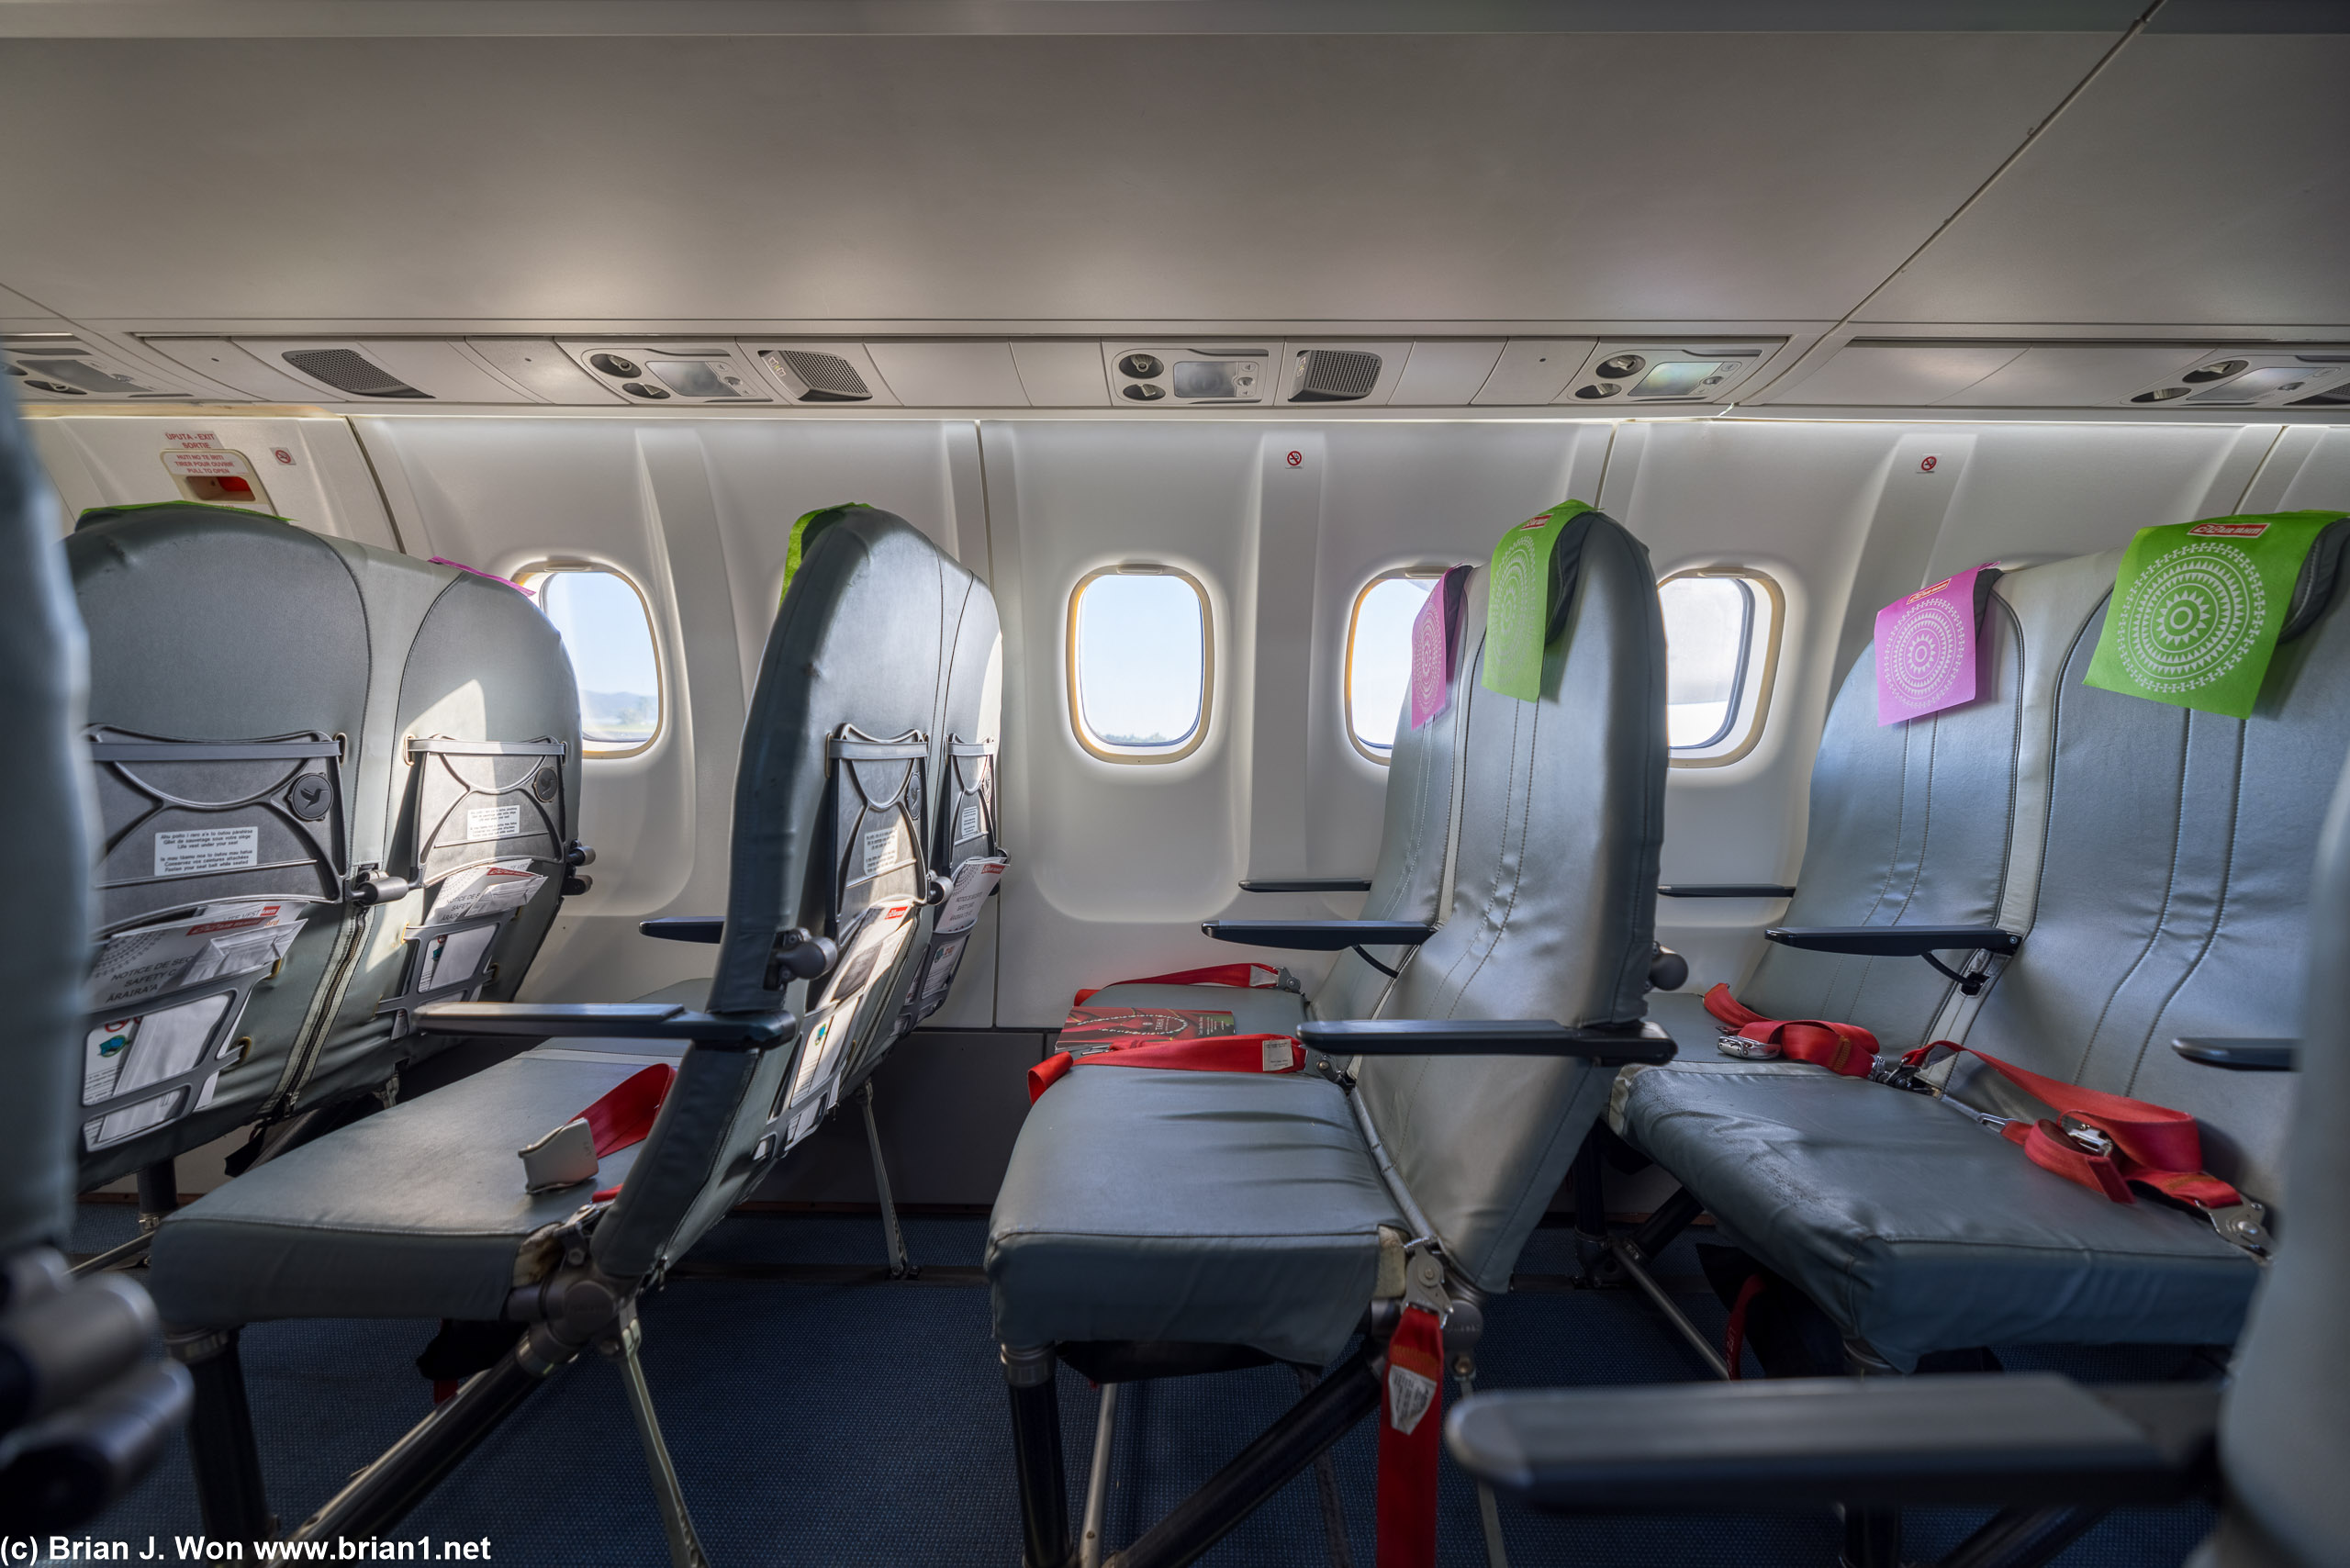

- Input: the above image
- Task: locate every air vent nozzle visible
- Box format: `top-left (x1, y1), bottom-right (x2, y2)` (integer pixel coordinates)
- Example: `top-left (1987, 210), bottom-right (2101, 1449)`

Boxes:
top-left (1290, 349), bottom-right (1382, 403)
top-left (281, 348), bottom-right (430, 398)
top-left (772, 349), bottom-right (871, 402)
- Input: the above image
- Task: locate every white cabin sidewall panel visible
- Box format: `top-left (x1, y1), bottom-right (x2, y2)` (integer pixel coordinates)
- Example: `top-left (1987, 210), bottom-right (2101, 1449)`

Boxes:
top-left (26, 413), bottom-right (400, 549)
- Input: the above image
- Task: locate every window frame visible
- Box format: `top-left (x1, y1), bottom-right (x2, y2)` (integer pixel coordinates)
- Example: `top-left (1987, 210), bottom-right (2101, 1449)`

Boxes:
top-left (1343, 567), bottom-right (1448, 765)
top-left (1660, 566), bottom-right (1785, 770)
top-left (515, 559), bottom-right (667, 761)
top-left (1065, 563), bottom-right (1215, 765)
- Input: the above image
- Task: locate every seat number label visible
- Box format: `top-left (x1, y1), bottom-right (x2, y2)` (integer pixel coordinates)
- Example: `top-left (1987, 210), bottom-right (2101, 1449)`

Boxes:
top-left (154, 826), bottom-right (259, 877)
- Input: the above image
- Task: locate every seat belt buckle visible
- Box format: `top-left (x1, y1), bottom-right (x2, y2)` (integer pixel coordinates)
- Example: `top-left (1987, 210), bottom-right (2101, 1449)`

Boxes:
top-left (1865, 1056), bottom-right (1936, 1094)
top-left (1275, 967), bottom-right (1304, 993)
top-left (520, 1117), bottom-right (599, 1193)
top-left (2058, 1114), bottom-right (2115, 1158)
top-left (1716, 1029), bottom-right (1781, 1060)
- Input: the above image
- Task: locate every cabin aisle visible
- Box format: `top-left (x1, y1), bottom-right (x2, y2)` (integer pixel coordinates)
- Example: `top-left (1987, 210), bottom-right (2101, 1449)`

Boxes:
top-left (62, 1207), bottom-right (2212, 1568)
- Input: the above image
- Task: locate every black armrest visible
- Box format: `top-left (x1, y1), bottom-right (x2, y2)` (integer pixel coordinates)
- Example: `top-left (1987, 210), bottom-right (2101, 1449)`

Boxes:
top-left (412, 1001), bottom-right (793, 1047)
top-left (1202, 920), bottom-right (1436, 951)
top-left (1238, 879), bottom-right (1376, 893)
top-left (2173, 1036), bottom-right (2298, 1071)
top-left (1659, 884), bottom-right (1797, 899)
top-left (1765, 925), bottom-right (2020, 958)
top-left (1298, 1019), bottom-right (1674, 1066)
top-left (1445, 1376), bottom-right (2216, 1513)
top-left (640, 917), bottom-right (723, 944)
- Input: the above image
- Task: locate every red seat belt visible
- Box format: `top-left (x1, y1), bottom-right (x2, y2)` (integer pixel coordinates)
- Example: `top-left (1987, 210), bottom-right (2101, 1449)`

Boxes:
top-left (1072, 961), bottom-right (1287, 1008)
top-left (1701, 985), bottom-right (2242, 1211)
top-left (1376, 1305), bottom-right (1444, 1568)
top-left (1026, 1034), bottom-right (1304, 1103)
top-left (583, 1062), bottom-right (675, 1202)
top-left (1702, 984), bottom-right (1879, 1077)
top-left (1905, 1044), bottom-right (2244, 1211)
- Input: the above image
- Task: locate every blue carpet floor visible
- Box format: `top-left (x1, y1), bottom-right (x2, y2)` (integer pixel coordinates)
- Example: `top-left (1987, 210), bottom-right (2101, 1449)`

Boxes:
top-left (58, 1205), bottom-right (2215, 1567)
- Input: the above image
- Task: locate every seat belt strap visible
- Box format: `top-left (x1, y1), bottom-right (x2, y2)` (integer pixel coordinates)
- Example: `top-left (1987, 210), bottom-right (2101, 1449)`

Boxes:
top-left (582, 1063), bottom-right (675, 1157)
top-left (1026, 1035), bottom-right (1305, 1103)
top-left (1376, 1304), bottom-right (1444, 1568)
top-left (1072, 962), bottom-right (1292, 1007)
top-left (1905, 1043), bottom-right (2244, 1211)
top-left (1701, 982), bottom-right (1879, 1077)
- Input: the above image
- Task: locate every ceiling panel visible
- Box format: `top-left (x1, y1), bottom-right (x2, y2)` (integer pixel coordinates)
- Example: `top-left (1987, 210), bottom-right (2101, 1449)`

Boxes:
top-left (1861, 30), bottom-right (2350, 327)
top-left (0, 31), bottom-right (2110, 329)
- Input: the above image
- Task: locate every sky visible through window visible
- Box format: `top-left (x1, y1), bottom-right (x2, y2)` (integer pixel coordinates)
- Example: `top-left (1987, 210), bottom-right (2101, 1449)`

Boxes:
top-left (540, 570), bottom-right (660, 744)
top-left (1660, 576), bottom-right (1750, 748)
top-left (1349, 576), bottom-right (1436, 753)
top-left (1074, 573), bottom-right (1205, 748)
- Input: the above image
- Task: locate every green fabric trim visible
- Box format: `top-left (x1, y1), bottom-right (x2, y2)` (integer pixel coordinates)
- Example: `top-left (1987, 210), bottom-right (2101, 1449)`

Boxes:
top-left (782, 502), bottom-right (873, 601)
top-left (1480, 499), bottom-right (1595, 701)
top-left (2086, 510), bottom-right (2350, 719)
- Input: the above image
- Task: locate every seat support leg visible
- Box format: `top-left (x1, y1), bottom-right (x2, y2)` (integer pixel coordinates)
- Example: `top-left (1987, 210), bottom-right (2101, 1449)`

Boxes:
top-left (135, 1159), bottom-right (179, 1233)
top-left (1606, 1236), bottom-right (1731, 1380)
top-left (1291, 1367), bottom-right (1357, 1568)
top-left (860, 1080), bottom-right (916, 1279)
top-left (1936, 1504), bottom-right (2107, 1568)
top-left (170, 1327), bottom-right (271, 1545)
top-left (289, 1324), bottom-right (566, 1543)
top-left (1004, 1345), bottom-right (1072, 1568)
top-left (1840, 1336), bottom-right (1904, 1568)
top-left (1453, 1368), bottom-right (1510, 1568)
top-left (608, 1314), bottom-right (711, 1568)
top-left (1109, 1343), bottom-right (1382, 1568)
top-left (1079, 1381), bottom-right (1120, 1568)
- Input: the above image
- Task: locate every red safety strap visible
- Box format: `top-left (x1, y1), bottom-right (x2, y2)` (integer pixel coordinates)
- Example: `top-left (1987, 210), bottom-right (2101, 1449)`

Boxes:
top-left (1072, 962), bottom-right (1286, 1008)
top-left (1900, 1043), bottom-right (2243, 1211)
top-left (578, 1062), bottom-right (676, 1203)
top-left (1026, 1035), bottom-right (1304, 1104)
top-left (1376, 1305), bottom-right (1444, 1568)
top-left (1701, 983), bottom-right (1879, 1078)
top-left (1722, 1273), bottom-right (1768, 1380)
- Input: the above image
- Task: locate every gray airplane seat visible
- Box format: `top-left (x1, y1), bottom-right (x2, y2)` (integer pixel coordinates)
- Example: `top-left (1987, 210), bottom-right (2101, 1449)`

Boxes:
top-left (1639, 558), bottom-right (2052, 1060)
top-left (0, 392), bottom-right (189, 1528)
top-left (1442, 744), bottom-right (2350, 1568)
top-left (63, 502), bottom-right (583, 1208)
top-left (1618, 530), bottom-right (2350, 1373)
top-left (143, 506), bottom-right (968, 1560)
top-left (986, 508), bottom-right (1673, 1568)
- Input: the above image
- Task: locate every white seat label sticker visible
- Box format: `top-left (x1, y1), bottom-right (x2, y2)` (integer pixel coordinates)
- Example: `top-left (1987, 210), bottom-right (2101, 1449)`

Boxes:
top-left (154, 826), bottom-right (260, 877)
top-left (465, 803), bottom-right (524, 842)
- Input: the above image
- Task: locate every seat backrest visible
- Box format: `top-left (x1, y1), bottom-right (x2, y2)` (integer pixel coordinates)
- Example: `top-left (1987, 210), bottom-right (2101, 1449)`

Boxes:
top-left (2218, 754), bottom-right (2350, 1567)
top-left (1311, 587), bottom-right (1474, 1023)
top-left (592, 510), bottom-right (976, 1279)
top-left (1959, 536), bottom-right (2350, 1206)
top-left (0, 390), bottom-right (92, 1258)
top-left (64, 504), bottom-right (579, 1186)
top-left (1733, 555), bottom-right (2109, 1049)
top-left (1354, 510), bottom-right (1667, 1294)
top-left (841, 510), bottom-right (1003, 1081)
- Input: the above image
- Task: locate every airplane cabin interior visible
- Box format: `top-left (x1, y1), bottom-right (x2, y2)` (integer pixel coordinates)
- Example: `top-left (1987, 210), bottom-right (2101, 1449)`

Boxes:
top-left (1, 4), bottom-right (2347, 1567)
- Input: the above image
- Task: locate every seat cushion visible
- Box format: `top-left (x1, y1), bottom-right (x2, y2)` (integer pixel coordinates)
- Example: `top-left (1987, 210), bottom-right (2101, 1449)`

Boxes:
top-left (148, 1042), bottom-right (675, 1327)
top-left (988, 1067), bottom-right (1403, 1366)
top-left (1618, 1065), bottom-right (2261, 1369)
top-left (1069, 982), bottom-right (1309, 1036)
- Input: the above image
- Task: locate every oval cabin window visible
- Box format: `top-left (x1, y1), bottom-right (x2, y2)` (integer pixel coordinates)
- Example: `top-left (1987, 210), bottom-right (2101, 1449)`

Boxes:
top-left (1660, 569), bottom-right (1783, 767)
top-left (1068, 566), bottom-right (1213, 763)
top-left (1345, 572), bottom-right (1441, 761)
top-left (524, 566), bottom-right (664, 757)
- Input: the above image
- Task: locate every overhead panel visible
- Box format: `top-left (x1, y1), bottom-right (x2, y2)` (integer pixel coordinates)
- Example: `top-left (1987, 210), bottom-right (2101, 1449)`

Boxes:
top-left (1387, 342), bottom-right (1504, 407)
top-left (1102, 343), bottom-right (1273, 407)
top-left (1761, 342), bottom-right (2028, 406)
top-left (1555, 342), bottom-right (1780, 407)
top-left (1010, 342), bottom-right (1110, 407)
top-left (560, 340), bottom-right (775, 404)
top-left (1471, 340), bottom-right (1595, 406)
top-left (467, 338), bottom-right (624, 403)
top-left (864, 342), bottom-right (1029, 407)
top-left (141, 339), bottom-right (321, 402)
top-left (241, 339), bottom-right (541, 402)
top-left (742, 341), bottom-right (901, 406)
top-left (4, 333), bottom-right (222, 402)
